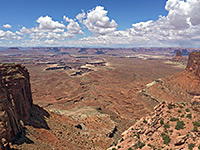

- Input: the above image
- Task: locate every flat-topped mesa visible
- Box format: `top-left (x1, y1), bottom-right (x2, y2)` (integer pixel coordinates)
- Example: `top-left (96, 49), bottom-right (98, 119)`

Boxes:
top-left (0, 63), bottom-right (33, 148)
top-left (186, 52), bottom-right (200, 77)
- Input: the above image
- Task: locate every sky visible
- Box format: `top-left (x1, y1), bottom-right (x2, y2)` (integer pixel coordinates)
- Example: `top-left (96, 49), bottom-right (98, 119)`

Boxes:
top-left (0, 0), bottom-right (200, 47)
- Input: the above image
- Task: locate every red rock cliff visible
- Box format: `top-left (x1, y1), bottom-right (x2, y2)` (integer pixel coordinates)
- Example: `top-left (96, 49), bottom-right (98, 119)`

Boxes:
top-left (186, 52), bottom-right (200, 77)
top-left (0, 64), bottom-right (33, 149)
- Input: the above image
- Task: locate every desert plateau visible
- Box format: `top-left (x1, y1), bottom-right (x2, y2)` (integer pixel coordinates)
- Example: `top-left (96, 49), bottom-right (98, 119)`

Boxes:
top-left (0, 47), bottom-right (200, 150)
top-left (1, 0), bottom-right (200, 149)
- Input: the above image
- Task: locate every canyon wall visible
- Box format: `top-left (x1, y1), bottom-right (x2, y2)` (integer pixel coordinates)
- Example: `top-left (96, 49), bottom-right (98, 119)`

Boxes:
top-left (186, 52), bottom-right (200, 77)
top-left (0, 64), bottom-right (33, 149)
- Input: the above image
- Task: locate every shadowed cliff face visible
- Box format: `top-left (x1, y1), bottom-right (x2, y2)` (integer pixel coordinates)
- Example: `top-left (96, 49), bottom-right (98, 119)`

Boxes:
top-left (186, 52), bottom-right (200, 78)
top-left (0, 64), bottom-right (33, 149)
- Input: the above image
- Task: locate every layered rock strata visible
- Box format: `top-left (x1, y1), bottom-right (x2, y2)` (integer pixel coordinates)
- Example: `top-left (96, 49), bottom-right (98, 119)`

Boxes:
top-left (186, 52), bottom-right (200, 77)
top-left (0, 64), bottom-right (33, 149)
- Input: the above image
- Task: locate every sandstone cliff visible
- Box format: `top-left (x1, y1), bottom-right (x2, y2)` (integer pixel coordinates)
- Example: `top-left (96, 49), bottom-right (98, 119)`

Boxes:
top-left (0, 63), bottom-right (33, 149)
top-left (186, 52), bottom-right (200, 77)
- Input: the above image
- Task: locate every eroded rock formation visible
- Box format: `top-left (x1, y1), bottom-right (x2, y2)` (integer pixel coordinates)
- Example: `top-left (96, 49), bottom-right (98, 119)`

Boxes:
top-left (0, 64), bottom-right (33, 149)
top-left (172, 50), bottom-right (183, 60)
top-left (176, 50), bottom-right (182, 57)
top-left (186, 52), bottom-right (200, 77)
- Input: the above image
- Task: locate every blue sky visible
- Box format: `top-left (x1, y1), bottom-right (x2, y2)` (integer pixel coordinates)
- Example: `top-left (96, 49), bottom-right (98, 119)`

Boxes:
top-left (0, 0), bottom-right (167, 30)
top-left (0, 0), bottom-right (200, 47)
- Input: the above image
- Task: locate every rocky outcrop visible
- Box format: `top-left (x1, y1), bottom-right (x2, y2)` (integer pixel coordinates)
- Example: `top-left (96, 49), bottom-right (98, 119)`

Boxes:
top-left (0, 63), bottom-right (33, 149)
top-left (186, 52), bottom-right (200, 77)
top-left (172, 50), bottom-right (183, 60)
top-left (176, 50), bottom-right (182, 57)
top-left (109, 102), bottom-right (200, 150)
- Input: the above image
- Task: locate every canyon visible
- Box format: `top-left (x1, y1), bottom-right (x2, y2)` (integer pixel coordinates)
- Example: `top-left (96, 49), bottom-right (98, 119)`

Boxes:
top-left (0, 48), bottom-right (199, 149)
top-left (110, 51), bottom-right (200, 149)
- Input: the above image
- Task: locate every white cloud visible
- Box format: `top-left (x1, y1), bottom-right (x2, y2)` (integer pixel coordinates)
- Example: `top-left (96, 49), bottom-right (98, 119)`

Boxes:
top-left (63, 16), bottom-right (83, 34)
top-left (0, 30), bottom-right (21, 40)
top-left (3, 24), bottom-right (12, 29)
top-left (0, 30), bottom-right (5, 37)
top-left (82, 6), bottom-right (118, 35)
top-left (45, 39), bottom-right (54, 44)
top-left (76, 10), bottom-right (86, 23)
top-left (37, 16), bottom-right (65, 30)
top-left (76, 0), bottom-right (200, 47)
top-left (53, 28), bottom-right (65, 33)
top-left (1, 1), bottom-right (200, 47)
top-left (188, 0), bottom-right (200, 26)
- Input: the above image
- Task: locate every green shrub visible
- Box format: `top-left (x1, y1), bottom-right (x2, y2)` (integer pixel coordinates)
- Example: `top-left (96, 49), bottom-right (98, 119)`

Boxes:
top-left (179, 105), bottom-right (184, 109)
top-left (168, 105), bottom-right (173, 109)
top-left (186, 108), bottom-right (190, 112)
top-left (128, 147), bottom-right (132, 150)
top-left (117, 146), bottom-right (121, 148)
top-left (162, 101), bottom-right (166, 104)
top-left (133, 132), bottom-right (140, 138)
top-left (198, 145), bottom-right (200, 150)
top-left (164, 123), bottom-right (170, 129)
top-left (170, 117), bottom-right (179, 122)
top-left (188, 143), bottom-right (195, 150)
top-left (112, 148), bottom-right (116, 150)
top-left (181, 103), bottom-right (186, 106)
top-left (175, 121), bottom-right (185, 130)
top-left (143, 119), bottom-right (147, 123)
top-left (178, 110), bottom-right (182, 113)
top-left (193, 121), bottom-right (200, 127)
top-left (161, 133), bottom-right (171, 145)
top-left (147, 143), bottom-right (152, 147)
top-left (160, 118), bottom-right (164, 125)
top-left (193, 126), bottom-right (198, 132)
top-left (187, 114), bottom-right (192, 119)
top-left (180, 114), bottom-right (184, 118)
top-left (134, 141), bottom-right (145, 149)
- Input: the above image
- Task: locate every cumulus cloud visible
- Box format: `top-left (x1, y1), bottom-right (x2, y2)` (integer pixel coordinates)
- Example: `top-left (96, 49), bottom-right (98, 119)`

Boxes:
top-left (3, 24), bottom-right (12, 29)
top-left (1, 1), bottom-right (200, 47)
top-left (188, 0), bottom-right (200, 26)
top-left (63, 16), bottom-right (83, 34)
top-left (0, 30), bottom-right (21, 40)
top-left (76, 0), bottom-right (200, 47)
top-left (76, 10), bottom-right (86, 23)
top-left (14, 15), bottom-right (83, 43)
top-left (82, 6), bottom-right (118, 35)
top-left (37, 16), bottom-right (65, 30)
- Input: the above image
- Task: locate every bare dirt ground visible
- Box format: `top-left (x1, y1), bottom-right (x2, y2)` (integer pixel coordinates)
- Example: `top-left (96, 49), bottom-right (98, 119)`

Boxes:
top-left (19, 56), bottom-right (184, 149)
